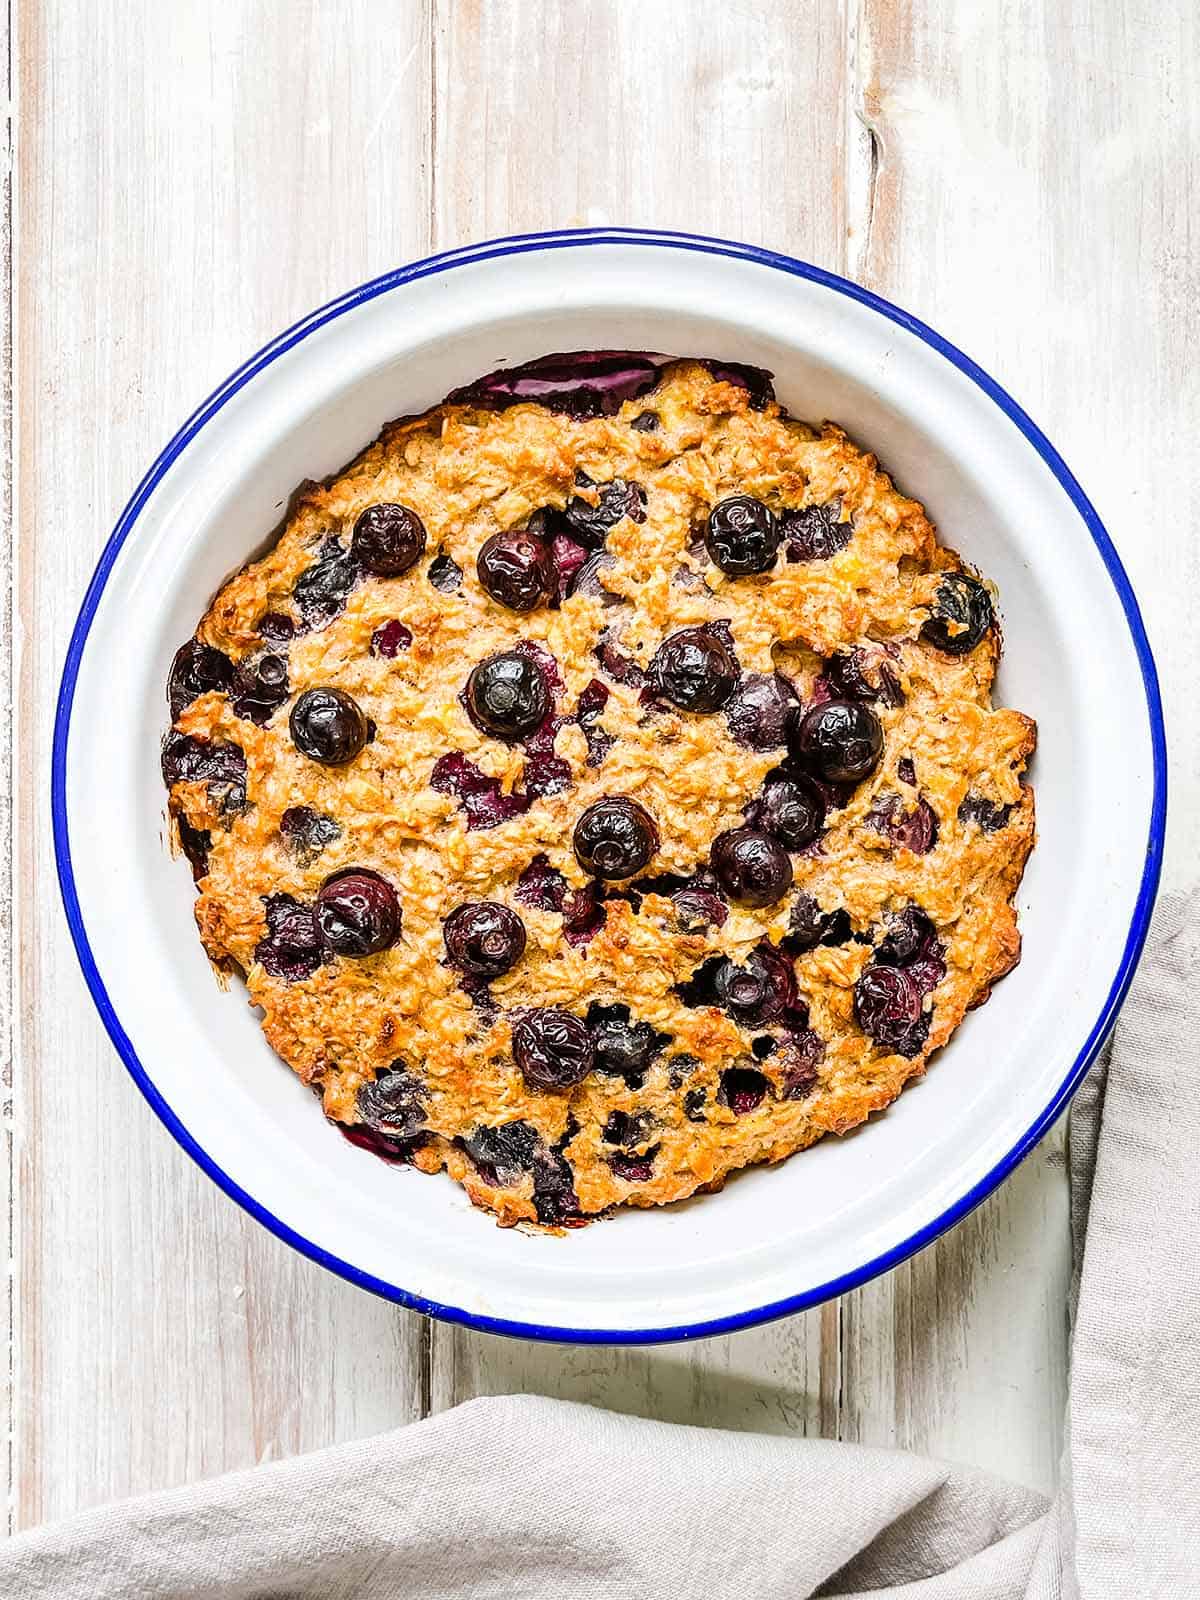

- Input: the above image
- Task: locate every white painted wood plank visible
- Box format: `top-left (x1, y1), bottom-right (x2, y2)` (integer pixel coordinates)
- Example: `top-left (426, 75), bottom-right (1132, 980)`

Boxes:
top-left (0, 0), bottom-right (12, 1538)
top-left (12, 0), bottom-right (435, 1527)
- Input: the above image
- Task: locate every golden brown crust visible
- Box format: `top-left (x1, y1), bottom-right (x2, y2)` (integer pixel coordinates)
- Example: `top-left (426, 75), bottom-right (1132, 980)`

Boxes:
top-left (163, 361), bottom-right (1036, 1230)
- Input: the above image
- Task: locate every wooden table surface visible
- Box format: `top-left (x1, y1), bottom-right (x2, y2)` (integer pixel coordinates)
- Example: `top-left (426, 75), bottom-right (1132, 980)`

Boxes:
top-left (7, 0), bottom-right (1196, 1529)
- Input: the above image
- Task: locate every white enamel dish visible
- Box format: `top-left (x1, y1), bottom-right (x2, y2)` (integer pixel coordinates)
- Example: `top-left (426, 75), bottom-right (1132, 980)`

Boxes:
top-left (54, 229), bottom-right (1166, 1343)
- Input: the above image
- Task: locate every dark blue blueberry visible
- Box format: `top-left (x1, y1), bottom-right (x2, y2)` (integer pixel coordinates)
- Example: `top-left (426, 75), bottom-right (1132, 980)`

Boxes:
top-left (231, 653), bottom-right (289, 725)
top-left (465, 650), bottom-right (549, 740)
top-left (781, 502), bottom-right (853, 562)
top-left (718, 1067), bottom-right (770, 1114)
top-left (512, 1008), bottom-right (595, 1091)
top-left (789, 699), bottom-right (883, 784)
top-left (255, 893), bottom-right (325, 983)
top-left (292, 537), bottom-right (361, 627)
top-left (351, 503), bottom-right (426, 577)
top-left (168, 639), bottom-right (234, 719)
top-left (443, 902), bottom-right (526, 978)
top-left (427, 550), bottom-right (464, 592)
top-left (587, 1003), bottom-right (668, 1088)
top-left (648, 624), bottom-right (739, 712)
top-left (710, 827), bottom-right (793, 908)
top-left (477, 528), bottom-right (554, 612)
top-left (315, 870), bottom-right (401, 957)
top-left (921, 572), bottom-right (994, 655)
top-left (356, 1065), bottom-right (425, 1137)
top-left (279, 805), bottom-right (342, 864)
top-left (290, 687), bottom-right (370, 765)
top-left (958, 794), bottom-right (1014, 832)
top-left (705, 496), bottom-right (780, 575)
top-left (574, 796), bottom-right (658, 880)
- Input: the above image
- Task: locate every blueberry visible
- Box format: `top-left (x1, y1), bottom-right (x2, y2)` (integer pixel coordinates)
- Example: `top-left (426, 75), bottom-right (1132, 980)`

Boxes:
top-left (254, 893), bottom-right (325, 983)
top-left (868, 794), bottom-right (939, 854)
top-left (292, 538), bottom-right (360, 627)
top-left (350, 503), bottom-right (427, 577)
top-left (724, 671), bottom-right (800, 750)
top-left (853, 966), bottom-right (928, 1055)
top-left (531, 1146), bottom-right (583, 1225)
top-left (778, 1030), bottom-right (824, 1098)
top-left (823, 648), bottom-right (904, 707)
top-left (450, 351), bottom-right (662, 418)
top-left (427, 551), bottom-right (463, 592)
top-left (522, 752), bottom-right (572, 799)
top-left (780, 502), bottom-right (853, 562)
top-left (595, 629), bottom-right (645, 686)
top-left (786, 893), bottom-right (851, 952)
top-left (515, 853), bottom-right (568, 911)
top-left (512, 1008), bottom-right (595, 1091)
top-left (711, 827), bottom-right (793, 907)
top-left (561, 884), bottom-right (608, 947)
top-left (339, 1124), bottom-right (427, 1165)
top-left (160, 734), bottom-right (248, 815)
top-left (231, 653), bottom-right (289, 725)
top-left (315, 870), bottom-right (401, 956)
top-left (682, 942), bottom-right (797, 1026)
top-left (897, 756), bottom-right (917, 786)
top-left (587, 1002), bottom-right (667, 1087)
top-left (370, 619), bottom-right (412, 657)
top-left (705, 495), bottom-right (780, 575)
top-left (921, 572), bottom-right (994, 655)
top-left (175, 813), bottom-right (212, 881)
top-left (958, 794), bottom-right (1014, 832)
top-left (574, 678), bottom-right (613, 767)
top-left (648, 624), bottom-right (739, 712)
top-left (790, 699), bottom-right (883, 784)
top-left (751, 773), bottom-right (825, 850)
top-left (431, 752), bottom-right (531, 830)
top-left (258, 611), bottom-right (296, 645)
top-left (289, 687), bottom-right (370, 765)
top-left (683, 1088), bottom-right (708, 1121)
top-left (672, 887), bottom-right (729, 932)
top-left (568, 548), bottom-right (619, 602)
top-left (461, 1120), bottom-right (540, 1185)
top-left (549, 534), bottom-right (590, 604)
top-left (874, 907), bottom-right (945, 995)
top-left (703, 360), bottom-right (776, 409)
top-left (718, 1067), bottom-right (770, 1114)
top-left (608, 1148), bottom-right (659, 1182)
top-left (443, 902), bottom-right (527, 978)
top-left (355, 1066), bottom-right (425, 1137)
top-left (630, 411), bottom-right (660, 432)
top-left (279, 805), bottom-right (342, 863)
top-left (465, 650), bottom-right (549, 740)
top-left (477, 528), bottom-right (554, 612)
top-left (168, 639), bottom-right (234, 719)
top-left (602, 1109), bottom-right (656, 1148)
top-left (573, 796), bottom-right (658, 879)
top-left (564, 476), bottom-right (647, 544)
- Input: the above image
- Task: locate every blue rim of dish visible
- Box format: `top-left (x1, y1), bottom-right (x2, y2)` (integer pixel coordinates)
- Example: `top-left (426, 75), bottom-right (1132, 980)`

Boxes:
top-left (52, 227), bottom-right (1167, 1345)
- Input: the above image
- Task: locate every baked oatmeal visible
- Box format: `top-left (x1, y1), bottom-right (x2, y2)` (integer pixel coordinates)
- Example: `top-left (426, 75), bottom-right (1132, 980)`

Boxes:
top-left (161, 353), bottom-right (1036, 1229)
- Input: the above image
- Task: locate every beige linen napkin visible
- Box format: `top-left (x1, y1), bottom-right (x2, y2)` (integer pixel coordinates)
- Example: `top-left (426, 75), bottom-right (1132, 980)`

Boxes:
top-left (5, 890), bottom-right (1197, 1598)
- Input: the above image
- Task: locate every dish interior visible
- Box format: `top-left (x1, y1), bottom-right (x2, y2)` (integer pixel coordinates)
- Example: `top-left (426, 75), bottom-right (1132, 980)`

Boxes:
top-left (61, 242), bottom-right (1155, 1335)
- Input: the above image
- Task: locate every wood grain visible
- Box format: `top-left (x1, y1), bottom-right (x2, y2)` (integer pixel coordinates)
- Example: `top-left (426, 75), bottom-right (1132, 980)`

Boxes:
top-left (12, 0), bottom-right (1191, 1526)
top-left (11, 0), bottom-right (436, 1526)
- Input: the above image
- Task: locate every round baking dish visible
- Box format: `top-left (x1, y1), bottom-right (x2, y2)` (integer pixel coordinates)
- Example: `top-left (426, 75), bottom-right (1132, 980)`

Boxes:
top-left (54, 229), bottom-right (1166, 1343)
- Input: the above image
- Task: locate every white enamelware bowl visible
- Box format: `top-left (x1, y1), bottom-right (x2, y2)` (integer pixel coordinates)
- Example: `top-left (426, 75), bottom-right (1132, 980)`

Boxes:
top-left (54, 229), bottom-right (1166, 1343)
